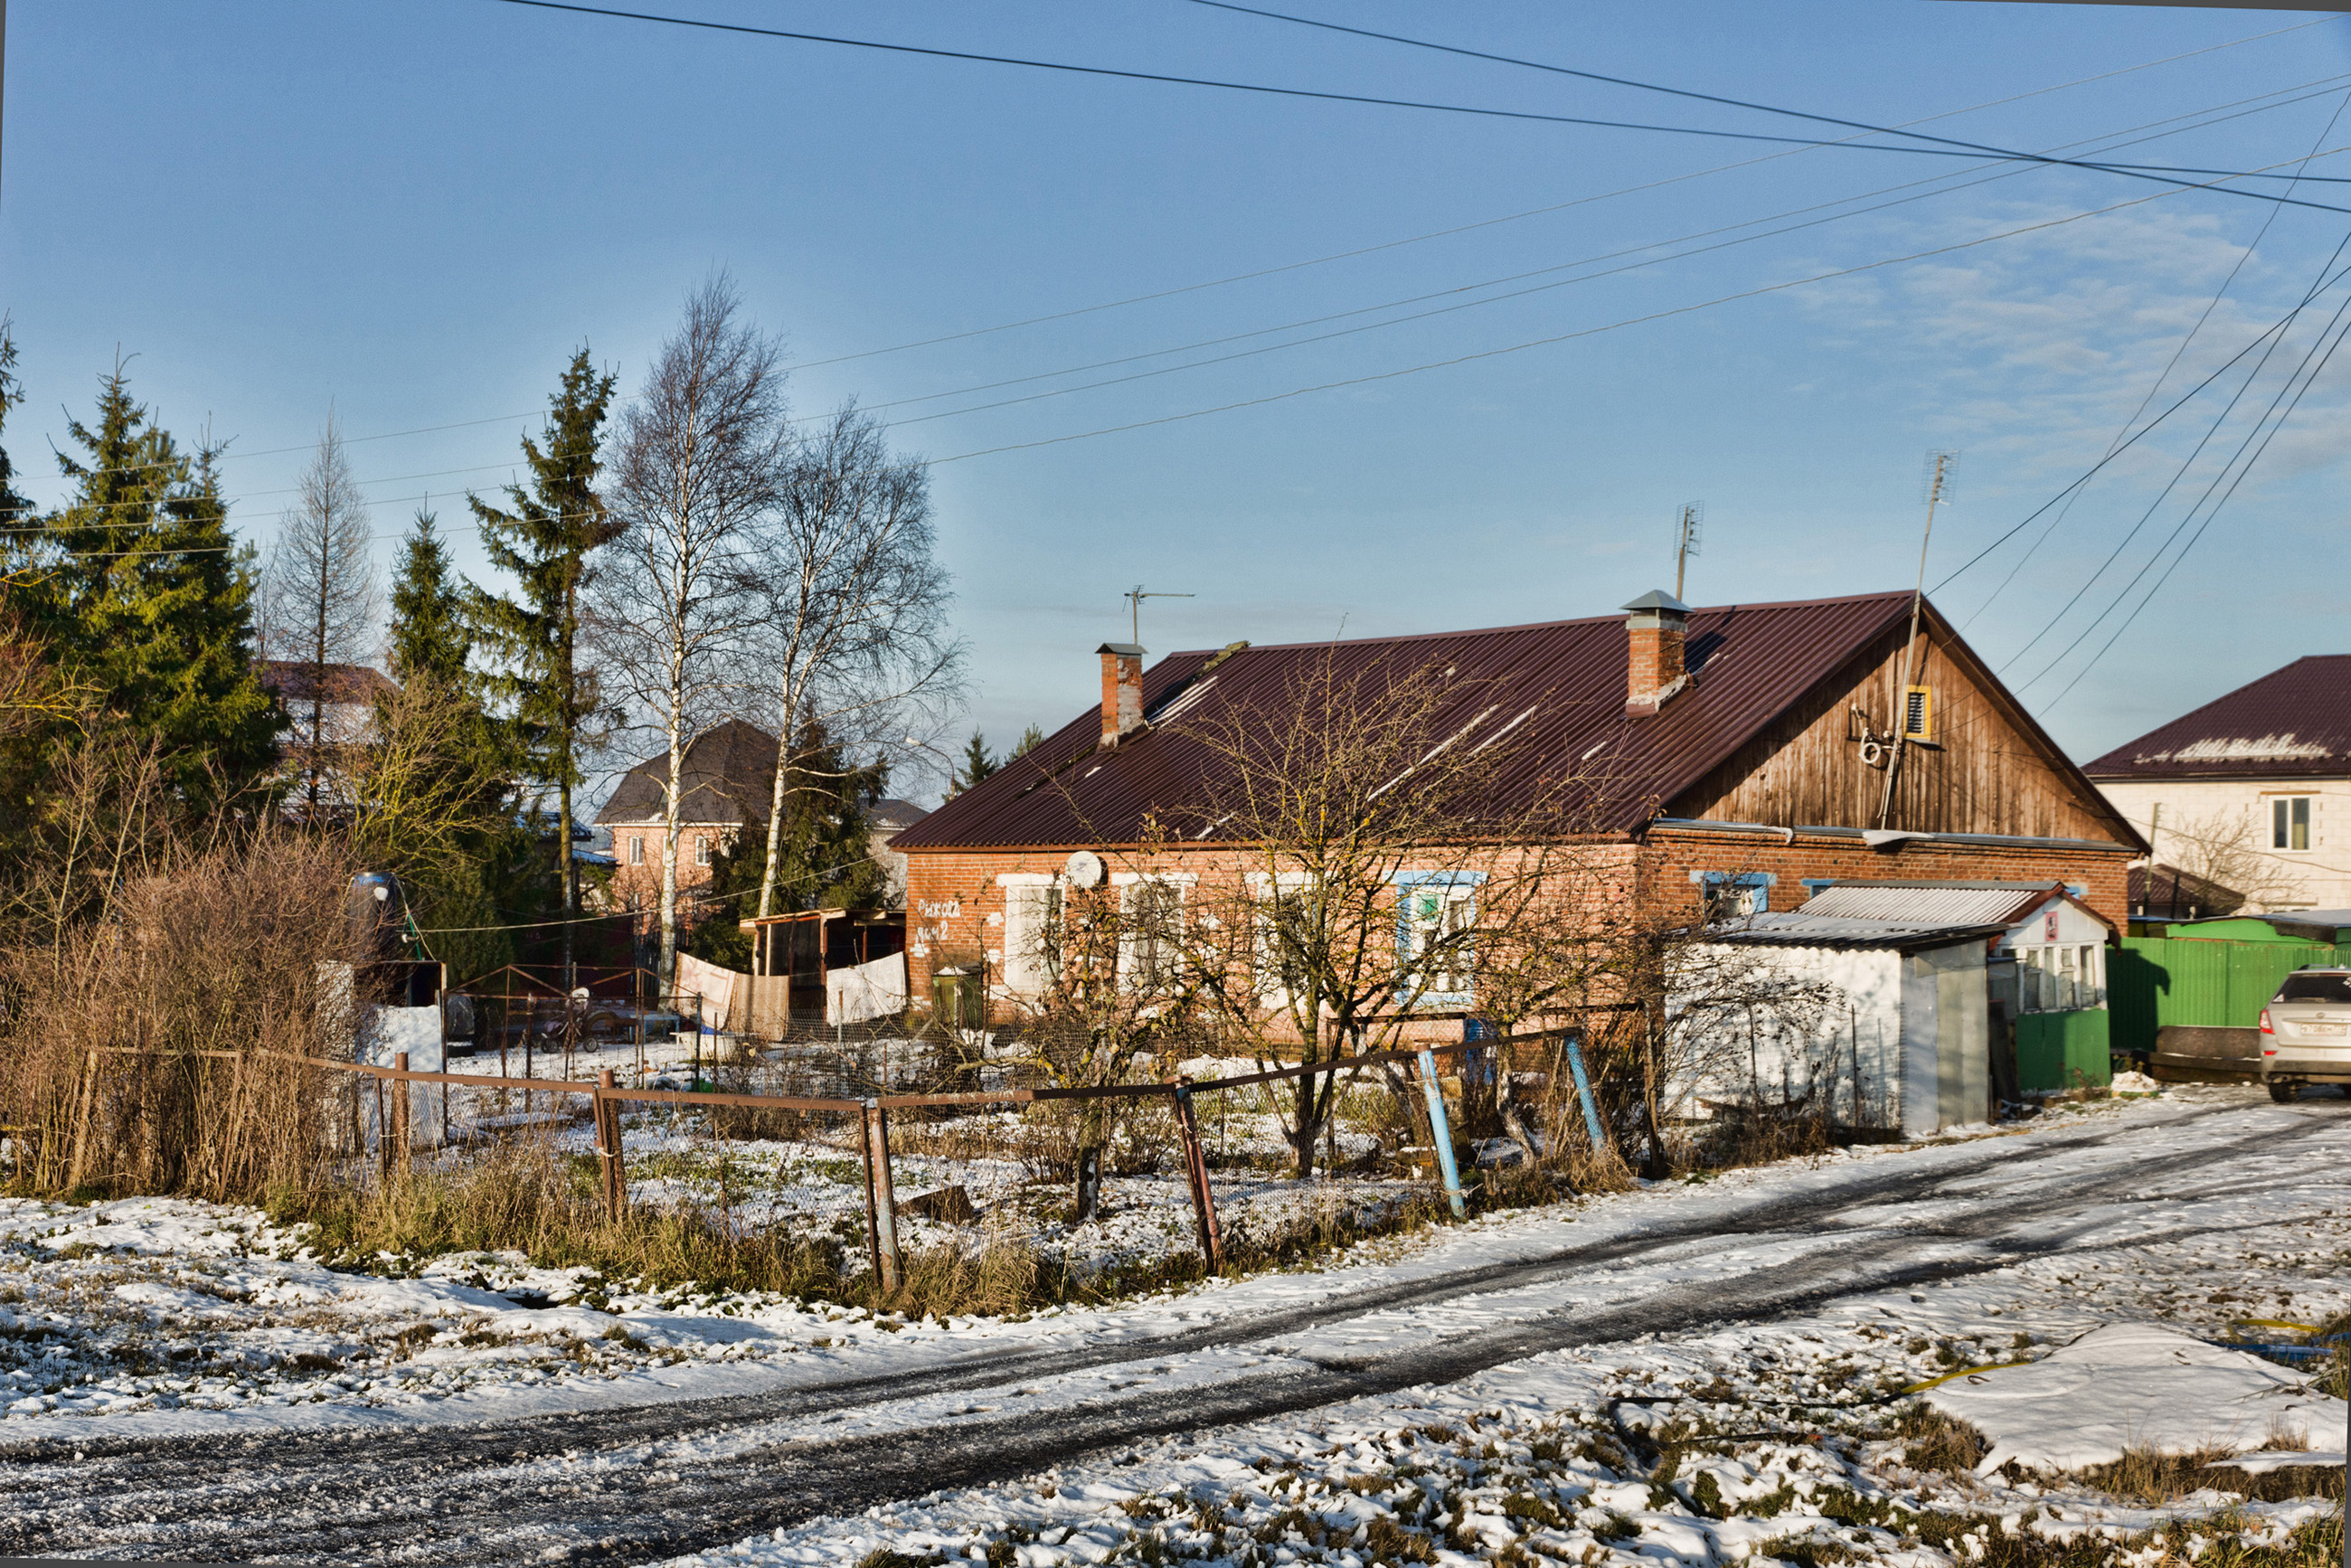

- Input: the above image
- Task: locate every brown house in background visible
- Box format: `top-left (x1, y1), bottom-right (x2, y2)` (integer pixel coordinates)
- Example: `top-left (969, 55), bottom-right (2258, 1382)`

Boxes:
top-left (892, 590), bottom-right (2145, 1023)
top-left (596, 718), bottom-right (778, 921)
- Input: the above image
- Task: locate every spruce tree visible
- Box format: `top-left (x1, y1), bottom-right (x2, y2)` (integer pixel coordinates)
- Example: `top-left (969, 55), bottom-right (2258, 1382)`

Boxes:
top-left (36, 366), bottom-right (275, 809)
top-left (949, 729), bottom-right (996, 798)
top-left (468, 349), bottom-right (619, 981)
top-left (0, 319), bottom-right (28, 533)
top-left (388, 507), bottom-right (470, 689)
top-left (1013, 723), bottom-right (1047, 758)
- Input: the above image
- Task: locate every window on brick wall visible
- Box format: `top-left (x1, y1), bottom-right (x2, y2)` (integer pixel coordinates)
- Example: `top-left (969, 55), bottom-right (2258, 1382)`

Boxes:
top-left (694, 836), bottom-right (713, 867)
top-left (1692, 870), bottom-right (1774, 920)
top-left (628, 836), bottom-right (644, 866)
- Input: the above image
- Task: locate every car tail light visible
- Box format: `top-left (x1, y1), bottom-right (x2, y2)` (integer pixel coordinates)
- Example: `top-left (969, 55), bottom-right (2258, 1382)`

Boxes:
top-left (2261, 1008), bottom-right (2275, 1035)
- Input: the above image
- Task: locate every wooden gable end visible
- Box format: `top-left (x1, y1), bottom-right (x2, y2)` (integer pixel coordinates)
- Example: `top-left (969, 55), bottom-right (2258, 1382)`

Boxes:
top-left (1667, 603), bottom-right (2137, 845)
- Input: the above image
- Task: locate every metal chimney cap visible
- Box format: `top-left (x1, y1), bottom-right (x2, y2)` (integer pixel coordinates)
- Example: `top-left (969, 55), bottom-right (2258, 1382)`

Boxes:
top-left (1096, 642), bottom-right (1147, 656)
top-left (1619, 590), bottom-right (1691, 614)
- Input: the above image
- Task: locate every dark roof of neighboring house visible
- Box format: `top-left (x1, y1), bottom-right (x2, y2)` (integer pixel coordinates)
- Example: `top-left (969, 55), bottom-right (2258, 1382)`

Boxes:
top-left (597, 719), bottom-right (778, 828)
top-left (2129, 862), bottom-right (2243, 917)
top-left (258, 660), bottom-right (400, 705)
top-left (896, 590), bottom-right (2120, 853)
top-left (867, 798), bottom-right (931, 833)
top-left (2082, 655), bottom-right (2351, 781)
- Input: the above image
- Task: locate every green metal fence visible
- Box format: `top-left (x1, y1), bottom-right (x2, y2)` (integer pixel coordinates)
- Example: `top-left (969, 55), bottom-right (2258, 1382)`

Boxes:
top-left (2108, 934), bottom-right (2343, 1054)
top-left (2017, 1010), bottom-right (2110, 1091)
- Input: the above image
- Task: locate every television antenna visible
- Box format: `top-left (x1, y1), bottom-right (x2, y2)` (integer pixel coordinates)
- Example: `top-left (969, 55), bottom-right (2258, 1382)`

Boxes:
top-left (1672, 502), bottom-right (1704, 600)
top-left (1124, 584), bottom-right (1194, 646)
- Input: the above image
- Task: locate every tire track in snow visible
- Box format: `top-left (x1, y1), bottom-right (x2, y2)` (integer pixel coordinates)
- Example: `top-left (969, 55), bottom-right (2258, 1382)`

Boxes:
top-left (1, 1100), bottom-right (2337, 1563)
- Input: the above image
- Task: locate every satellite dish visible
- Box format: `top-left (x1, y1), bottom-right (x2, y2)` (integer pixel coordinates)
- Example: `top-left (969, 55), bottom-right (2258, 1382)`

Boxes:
top-left (1065, 849), bottom-right (1106, 888)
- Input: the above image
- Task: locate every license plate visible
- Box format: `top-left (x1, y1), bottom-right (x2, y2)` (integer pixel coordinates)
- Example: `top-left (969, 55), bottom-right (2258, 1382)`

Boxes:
top-left (2300, 1023), bottom-right (2346, 1037)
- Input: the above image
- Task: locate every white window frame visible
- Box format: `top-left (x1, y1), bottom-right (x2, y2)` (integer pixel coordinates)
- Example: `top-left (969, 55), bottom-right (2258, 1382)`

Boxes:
top-left (2270, 794), bottom-right (2315, 853)
top-left (1393, 871), bottom-right (1484, 1009)
top-left (628, 835), bottom-right (644, 866)
top-left (2013, 942), bottom-right (2106, 1013)
top-left (1246, 871), bottom-right (1313, 1006)
top-left (694, 836), bottom-right (713, 867)
top-left (1110, 872), bottom-right (1194, 991)
top-left (996, 873), bottom-right (1064, 996)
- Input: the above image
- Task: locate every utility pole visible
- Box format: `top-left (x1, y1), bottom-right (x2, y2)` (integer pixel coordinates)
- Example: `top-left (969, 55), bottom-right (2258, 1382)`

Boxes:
top-left (1876, 451), bottom-right (1956, 830)
top-left (1124, 584), bottom-right (1194, 647)
top-left (1672, 503), bottom-right (1703, 600)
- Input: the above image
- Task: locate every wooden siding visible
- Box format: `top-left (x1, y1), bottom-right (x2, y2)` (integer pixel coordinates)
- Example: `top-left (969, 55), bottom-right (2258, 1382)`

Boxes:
top-left (1671, 608), bottom-right (2132, 845)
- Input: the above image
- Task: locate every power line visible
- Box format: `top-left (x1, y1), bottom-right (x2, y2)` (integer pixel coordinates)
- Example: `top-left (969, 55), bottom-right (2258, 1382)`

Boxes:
top-left (793, 14), bottom-right (2337, 370)
top-left (923, 161), bottom-right (2351, 467)
top-left (490, 0), bottom-right (2351, 218)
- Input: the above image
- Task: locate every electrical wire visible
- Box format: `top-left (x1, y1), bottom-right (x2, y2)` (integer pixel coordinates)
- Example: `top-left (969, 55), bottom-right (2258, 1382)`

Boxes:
top-left (794, 13), bottom-right (2337, 370)
top-left (490, 0), bottom-right (2351, 219)
top-left (921, 158), bottom-right (2351, 468)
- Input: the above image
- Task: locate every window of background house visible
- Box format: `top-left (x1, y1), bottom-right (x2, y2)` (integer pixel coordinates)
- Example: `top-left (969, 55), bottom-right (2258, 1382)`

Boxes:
top-left (1256, 889), bottom-right (1311, 1000)
top-left (1124, 880), bottom-right (1180, 989)
top-left (628, 836), bottom-right (644, 866)
top-left (694, 837), bottom-right (713, 866)
top-left (1903, 685), bottom-right (1934, 741)
top-left (2272, 796), bottom-right (2313, 851)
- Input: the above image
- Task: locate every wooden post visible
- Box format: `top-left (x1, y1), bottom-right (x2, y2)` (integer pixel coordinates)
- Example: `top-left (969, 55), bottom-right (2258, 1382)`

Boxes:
top-left (66, 1051), bottom-right (99, 1191)
top-left (1416, 1048), bottom-right (1467, 1219)
top-left (374, 1076), bottom-right (390, 1183)
top-left (1172, 1082), bottom-right (1224, 1270)
top-left (862, 1100), bottom-right (902, 1296)
top-left (392, 1053), bottom-right (411, 1171)
top-left (596, 1069), bottom-right (626, 1221)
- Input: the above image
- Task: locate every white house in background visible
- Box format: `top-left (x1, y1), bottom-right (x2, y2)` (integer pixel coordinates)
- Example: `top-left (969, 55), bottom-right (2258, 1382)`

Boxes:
top-left (1683, 913), bottom-right (2001, 1138)
top-left (2084, 656), bottom-right (2351, 912)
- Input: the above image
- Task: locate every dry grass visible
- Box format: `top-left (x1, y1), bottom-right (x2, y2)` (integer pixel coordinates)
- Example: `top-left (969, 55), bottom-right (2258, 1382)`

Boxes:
top-left (1894, 1403), bottom-right (1989, 1478)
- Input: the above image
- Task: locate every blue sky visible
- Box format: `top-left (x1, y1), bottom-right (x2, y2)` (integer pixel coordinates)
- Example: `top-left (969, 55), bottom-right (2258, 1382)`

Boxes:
top-left (7, 1), bottom-right (2351, 801)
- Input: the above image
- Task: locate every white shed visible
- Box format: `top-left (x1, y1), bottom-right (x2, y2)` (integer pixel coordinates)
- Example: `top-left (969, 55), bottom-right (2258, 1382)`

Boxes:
top-left (1683, 913), bottom-right (2005, 1136)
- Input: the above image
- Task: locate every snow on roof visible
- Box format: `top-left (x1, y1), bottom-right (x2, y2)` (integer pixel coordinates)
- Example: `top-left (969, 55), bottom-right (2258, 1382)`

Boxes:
top-left (2084, 654), bottom-right (2351, 779)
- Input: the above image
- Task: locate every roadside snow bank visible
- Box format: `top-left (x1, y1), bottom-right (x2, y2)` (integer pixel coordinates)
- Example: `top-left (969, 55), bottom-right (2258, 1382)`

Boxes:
top-left (1927, 1323), bottom-right (2346, 1473)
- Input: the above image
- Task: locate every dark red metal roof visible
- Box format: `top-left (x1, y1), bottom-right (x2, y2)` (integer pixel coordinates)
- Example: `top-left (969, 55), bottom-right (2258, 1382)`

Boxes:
top-left (897, 590), bottom-right (1940, 851)
top-left (2082, 655), bottom-right (2351, 781)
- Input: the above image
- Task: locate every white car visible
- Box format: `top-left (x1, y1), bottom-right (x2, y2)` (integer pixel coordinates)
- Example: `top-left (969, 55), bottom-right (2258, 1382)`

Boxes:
top-left (2259, 968), bottom-right (2351, 1101)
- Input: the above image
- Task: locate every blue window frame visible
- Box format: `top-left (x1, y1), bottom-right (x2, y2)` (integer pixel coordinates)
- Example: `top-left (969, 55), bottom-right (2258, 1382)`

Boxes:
top-left (1393, 871), bottom-right (1485, 1008)
top-left (1690, 870), bottom-right (1775, 917)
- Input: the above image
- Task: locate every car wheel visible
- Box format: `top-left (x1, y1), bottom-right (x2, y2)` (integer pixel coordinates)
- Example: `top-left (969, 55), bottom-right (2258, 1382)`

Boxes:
top-left (2270, 1081), bottom-right (2301, 1103)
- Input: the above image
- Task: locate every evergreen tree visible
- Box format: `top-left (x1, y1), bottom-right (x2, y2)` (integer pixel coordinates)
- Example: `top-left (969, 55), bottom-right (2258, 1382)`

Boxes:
top-left (388, 507), bottom-right (470, 689)
top-left (31, 366), bottom-right (275, 809)
top-left (1013, 723), bottom-right (1047, 758)
top-left (0, 318), bottom-right (28, 534)
top-left (468, 349), bottom-right (619, 978)
top-left (948, 729), bottom-right (996, 798)
top-left (685, 729), bottom-right (885, 969)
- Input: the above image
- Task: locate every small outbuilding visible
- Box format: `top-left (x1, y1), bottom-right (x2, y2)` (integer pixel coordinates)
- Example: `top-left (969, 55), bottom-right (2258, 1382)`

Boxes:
top-left (1685, 912), bottom-right (2006, 1137)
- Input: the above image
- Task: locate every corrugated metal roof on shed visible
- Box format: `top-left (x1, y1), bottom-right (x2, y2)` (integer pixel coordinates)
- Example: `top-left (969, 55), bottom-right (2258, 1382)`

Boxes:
top-left (1797, 882), bottom-right (2062, 927)
top-left (1704, 912), bottom-right (2011, 951)
top-left (898, 591), bottom-right (1930, 852)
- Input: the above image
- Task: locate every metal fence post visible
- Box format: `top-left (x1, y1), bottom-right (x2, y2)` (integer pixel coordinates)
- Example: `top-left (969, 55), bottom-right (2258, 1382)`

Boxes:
top-left (1563, 1035), bottom-right (1607, 1151)
top-left (1171, 1082), bottom-right (1224, 1270)
top-left (1416, 1048), bottom-right (1467, 1219)
top-left (862, 1100), bottom-right (902, 1296)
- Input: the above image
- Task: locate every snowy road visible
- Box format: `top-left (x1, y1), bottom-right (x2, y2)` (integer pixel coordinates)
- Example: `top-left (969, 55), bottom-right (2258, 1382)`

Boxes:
top-left (6, 1093), bottom-right (2347, 1563)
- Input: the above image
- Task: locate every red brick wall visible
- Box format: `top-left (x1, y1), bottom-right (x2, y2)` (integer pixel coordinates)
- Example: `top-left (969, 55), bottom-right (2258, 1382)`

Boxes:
top-left (902, 829), bottom-right (2131, 1025)
top-left (604, 824), bottom-right (729, 910)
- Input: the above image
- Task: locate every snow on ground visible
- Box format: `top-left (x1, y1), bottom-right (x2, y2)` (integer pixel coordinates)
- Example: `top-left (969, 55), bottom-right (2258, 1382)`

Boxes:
top-left (12, 1079), bottom-right (2351, 1565)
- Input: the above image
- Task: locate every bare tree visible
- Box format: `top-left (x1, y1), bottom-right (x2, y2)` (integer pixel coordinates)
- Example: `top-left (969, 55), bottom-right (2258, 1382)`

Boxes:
top-left (2157, 807), bottom-right (2297, 913)
top-left (751, 402), bottom-right (962, 919)
top-left (595, 277), bottom-right (786, 987)
top-left (263, 420), bottom-right (378, 818)
top-left (1166, 655), bottom-right (1597, 1178)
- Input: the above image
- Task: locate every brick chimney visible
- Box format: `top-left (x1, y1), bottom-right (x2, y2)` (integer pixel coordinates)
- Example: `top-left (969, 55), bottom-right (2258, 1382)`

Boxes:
top-left (1621, 590), bottom-right (1690, 716)
top-left (1098, 642), bottom-right (1146, 747)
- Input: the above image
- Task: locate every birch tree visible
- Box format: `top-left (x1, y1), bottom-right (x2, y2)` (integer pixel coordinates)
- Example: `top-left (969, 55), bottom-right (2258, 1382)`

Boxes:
top-left (263, 420), bottom-right (378, 819)
top-left (751, 402), bottom-right (960, 918)
top-left (597, 279), bottom-right (784, 987)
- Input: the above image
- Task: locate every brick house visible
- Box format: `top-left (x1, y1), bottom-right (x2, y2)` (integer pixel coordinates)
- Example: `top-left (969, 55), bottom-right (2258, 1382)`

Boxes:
top-left (891, 590), bottom-right (2144, 1024)
top-left (596, 718), bottom-right (778, 916)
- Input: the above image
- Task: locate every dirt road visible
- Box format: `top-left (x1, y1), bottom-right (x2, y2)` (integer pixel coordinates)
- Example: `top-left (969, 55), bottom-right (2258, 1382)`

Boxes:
top-left (3, 1095), bottom-right (2337, 1563)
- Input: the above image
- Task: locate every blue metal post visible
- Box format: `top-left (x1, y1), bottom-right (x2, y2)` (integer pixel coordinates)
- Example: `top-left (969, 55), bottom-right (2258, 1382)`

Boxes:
top-left (1416, 1048), bottom-right (1467, 1218)
top-left (1564, 1035), bottom-right (1607, 1151)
